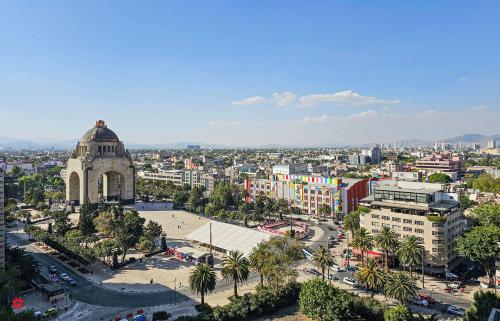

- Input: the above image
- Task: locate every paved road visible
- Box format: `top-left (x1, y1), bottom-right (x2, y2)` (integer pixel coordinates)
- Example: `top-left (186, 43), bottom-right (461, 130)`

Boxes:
top-left (7, 231), bottom-right (260, 308)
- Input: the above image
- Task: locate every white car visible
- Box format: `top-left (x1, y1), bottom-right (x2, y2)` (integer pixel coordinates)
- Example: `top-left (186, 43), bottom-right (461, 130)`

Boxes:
top-left (449, 281), bottom-right (462, 289)
top-left (408, 297), bottom-right (428, 307)
top-left (60, 273), bottom-right (70, 281)
top-left (342, 277), bottom-right (358, 286)
top-left (446, 305), bottom-right (465, 316)
top-left (331, 264), bottom-right (345, 272)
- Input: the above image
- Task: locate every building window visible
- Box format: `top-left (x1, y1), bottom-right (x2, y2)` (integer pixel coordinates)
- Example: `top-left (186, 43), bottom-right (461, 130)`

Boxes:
top-left (432, 223), bottom-right (444, 228)
top-left (432, 231), bottom-right (444, 236)
top-left (403, 227), bottom-right (412, 232)
top-left (371, 214), bottom-right (380, 219)
top-left (372, 222), bottom-right (380, 227)
top-left (415, 229), bottom-right (424, 234)
top-left (392, 217), bottom-right (401, 222)
top-left (382, 216), bottom-right (390, 221)
top-left (392, 225), bottom-right (401, 231)
top-left (403, 219), bottom-right (412, 224)
top-left (415, 221), bottom-right (424, 226)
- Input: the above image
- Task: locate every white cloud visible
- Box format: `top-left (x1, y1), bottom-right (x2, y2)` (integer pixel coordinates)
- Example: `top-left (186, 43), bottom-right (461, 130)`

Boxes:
top-left (231, 92), bottom-right (297, 107)
top-left (301, 114), bottom-right (336, 124)
top-left (230, 96), bottom-right (268, 107)
top-left (298, 90), bottom-right (400, 107)
top-left (468, 105), bottom-right (487, 111)
top-left (272, 91), bottom-right (298, 107)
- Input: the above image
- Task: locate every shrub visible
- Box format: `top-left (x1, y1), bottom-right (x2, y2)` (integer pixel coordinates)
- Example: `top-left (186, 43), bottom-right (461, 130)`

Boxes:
top-left (152, 311), bottom-right (172, 321)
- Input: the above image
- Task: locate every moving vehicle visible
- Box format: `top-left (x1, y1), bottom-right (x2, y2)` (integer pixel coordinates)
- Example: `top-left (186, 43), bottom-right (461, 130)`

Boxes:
top-left (49, 265), bottom-right (58, 274)
top-left (342, 277), bottom-right (358, 286)
top-left (408, 297), bottom-right (428, 307)
top-left (331, 264), bottom-right (345, 272)
top-left (42, 308), bottom-right (58, 318)
top-left (60, 273), bottom-right (70, 281)
top-left (68, 278), bottom-right (78, 286)
top-left (446, 305), bottom-right (465, 316)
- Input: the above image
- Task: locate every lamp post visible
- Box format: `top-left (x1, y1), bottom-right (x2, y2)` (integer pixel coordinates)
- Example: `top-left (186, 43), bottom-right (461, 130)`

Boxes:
top-left (421, 246), bottom-right (425, 289)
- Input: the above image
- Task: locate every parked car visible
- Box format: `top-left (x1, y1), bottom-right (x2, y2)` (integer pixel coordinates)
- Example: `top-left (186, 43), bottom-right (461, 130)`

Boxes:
top-left (60, 273), bottom-right (70, 281)
top-left (446, 305), bottom-right (465, 316)
top-left (328, 275), bottom-right (339, 281)
top-left (331, 264), bottom-right (345, 272)
top-left (408, 297), bottom-right (429, 307)
top-left (342, 277), bottom-right (358, 286)
top-left (328, 226), bottom-right (335, 231)
top-left (68, 278), bottom-right (77, 286)
top-left (310, 269), bottom-right (321, 276)
top-left (417, 293), bottom-right (437, 304)
top-left (449, 281), bottom-right (463, 289)
top-left (48, 265), bottom-right (58, 274)
top-left (347, 265), bottom-right (358, 273)
top-left (42, 308), bottom-right (58, 318)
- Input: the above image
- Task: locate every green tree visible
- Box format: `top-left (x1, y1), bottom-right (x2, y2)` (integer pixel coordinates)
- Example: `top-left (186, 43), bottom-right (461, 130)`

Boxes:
top-left (78, 202), bottom-right (97, 237)
top-left (397, 235), bottom-right (423, 277)
top-left (249, 242), bottom-right (270, 286)
top-left (299, 278), bottom-right (355, 321)
top-left (319, 204), bottom-right (332, 219)
top-left (312, 245), bottom-right (334, 280)
top-left (472, 173), bottom-right (500, 193)
top-left (276, 199), bottom-right (290, 221)
top-left (464, 290), bottom-right (500, 321)
top-left (468, 203), bottom-right (500, 227)
top-left (375, 226), bottom-right (399, 272)
top-left (384, 272), bottom-right (417, 304)
top-left (457, 225), bottom-right (500, 286)
top-left (344, 210), bottom-right (360, 238)
top-left (221, 250), bottom-right (250, 297)
top-left (384, 304), bottom-right (413, 321)
top-left (112, 210), bottom-right (145, 262)
top-left (350, 227), bottom-right (374, 265)
top-left (93, 210), bottom-right (113, 236)
top-left (356, 258), bottom-right (386, 297)
top-left (460, 195), bottom-right (478, 211)
top-left (173, 190), bottom-right (189, 209)
top-left (189, 263), bottom-right (217, 306)
top-left (187, 186), bottom-right (207, 213)
top-left (428, 173), bottom-right (452, 183)
top-left (51, 210), bottom-right (70, 236)
top-left (94, 239), bottom-right (116, 265)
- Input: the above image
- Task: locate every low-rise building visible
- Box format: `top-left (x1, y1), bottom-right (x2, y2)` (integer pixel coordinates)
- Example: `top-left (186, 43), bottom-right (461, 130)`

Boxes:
top-left (138, 169), bottom-right (219, 195)
top-left (415, 154), bottom-right (464, 174)
top-left (392, 171), bottom-right (422, 182)
top-left (360, 180), bottom-right (464, 272)
top-left (245, 175), bottom-right (368, 216)
top-left (272, 163), bottom-right (308, 175)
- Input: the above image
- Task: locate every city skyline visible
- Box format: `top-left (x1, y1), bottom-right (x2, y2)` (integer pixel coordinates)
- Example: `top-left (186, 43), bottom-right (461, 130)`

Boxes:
top-left (1, 1), bottom-right (499, 145)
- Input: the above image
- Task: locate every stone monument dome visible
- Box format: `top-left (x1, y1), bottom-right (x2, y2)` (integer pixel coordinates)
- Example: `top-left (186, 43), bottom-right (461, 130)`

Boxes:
top-left (65, 120), bottom-right (135, 205)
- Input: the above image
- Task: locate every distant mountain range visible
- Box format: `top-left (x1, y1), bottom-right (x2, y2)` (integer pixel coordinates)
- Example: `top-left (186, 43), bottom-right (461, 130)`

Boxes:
top-left (0, 133), bottom-right (498, 151)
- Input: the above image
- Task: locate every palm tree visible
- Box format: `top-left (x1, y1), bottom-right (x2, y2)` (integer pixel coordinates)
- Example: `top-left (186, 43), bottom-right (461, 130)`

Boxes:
top-left (264, 197), bottom-right (277, 222)
top-left (318, 204), bottom-right (332, 220)
top-left (356, 258), bottom-right (386, 297)
top-left (312, 245), bottom-right (335, 280)
top-left (374, 226), bottom-right (399, 272)
top-left (350, 227), bottom-right (374, 265)
top-left (221, 250), bottom-right (250, 297)
top-left (344, 210), bottom-right (360, 238)
top-left (384, 271), bottom-right (418, 304)
top-left (276, 199), bottom-right (290, 221)
top-left (189, 263), bottom-right (217, 306)
top-left (397, 235), bottom-right (423, 277)
top-left (249, 242), bottom-right (270, 286)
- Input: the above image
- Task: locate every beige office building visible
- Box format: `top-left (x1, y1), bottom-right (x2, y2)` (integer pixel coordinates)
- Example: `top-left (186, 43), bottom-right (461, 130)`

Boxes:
top-left (360, 181), bottom-right (464, 272)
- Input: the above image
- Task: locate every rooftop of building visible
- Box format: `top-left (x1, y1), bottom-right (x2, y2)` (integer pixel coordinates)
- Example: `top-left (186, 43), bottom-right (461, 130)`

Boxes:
top-left (374, 185), bottom-right (441, 194)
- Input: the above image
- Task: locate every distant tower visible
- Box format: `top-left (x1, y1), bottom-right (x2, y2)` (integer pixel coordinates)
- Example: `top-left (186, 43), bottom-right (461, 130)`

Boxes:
top-left (65, 120), bottom-right (135, 205)
top-left (487, 140), bottom-right (497, 149)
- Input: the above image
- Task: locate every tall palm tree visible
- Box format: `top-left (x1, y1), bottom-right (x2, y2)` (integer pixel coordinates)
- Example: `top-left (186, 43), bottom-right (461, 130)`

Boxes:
top-left (384, 272), bottom-right (418, 304)
top-left (276, 199), bottom-right (290, 221)
top-left (249, 242), bottom-right (270, 286)
top-left (356, 258), bottom-right (386, 297)
top-left (344, 211), bottom-right (360, 238)
top-left (374, 226), bottom-right (399, 272)
top-left (312, 245), bottom-right (335, 280)
top-left (221, 250), bottom-right (250, 297)
top-left (350, 227), bottom-right (374, 265)
top-left (318, 204), bottom-right (332, 220)
top-left (189, 263), bottom-right (217, 306)
top-left (397, 235), bottom-right (423, 277)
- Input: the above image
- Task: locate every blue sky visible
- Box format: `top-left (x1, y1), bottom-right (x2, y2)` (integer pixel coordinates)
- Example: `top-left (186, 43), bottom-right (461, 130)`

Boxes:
top-left (0, 1), bottom-right (499, 146)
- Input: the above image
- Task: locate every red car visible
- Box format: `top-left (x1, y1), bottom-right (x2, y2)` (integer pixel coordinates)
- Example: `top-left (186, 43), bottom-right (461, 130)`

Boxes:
top-left (337, 234), bottom-right (344, 240)
top-left (418, 293), bottom-right (437, 304)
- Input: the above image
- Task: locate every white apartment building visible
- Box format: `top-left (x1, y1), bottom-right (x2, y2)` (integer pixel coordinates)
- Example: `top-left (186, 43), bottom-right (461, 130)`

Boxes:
top-left (272, 163), bottom-right (308, 175)
top-left (138, 169), bottom-right (219, 195)
top-left (360, 181), bottom-right (464, 272)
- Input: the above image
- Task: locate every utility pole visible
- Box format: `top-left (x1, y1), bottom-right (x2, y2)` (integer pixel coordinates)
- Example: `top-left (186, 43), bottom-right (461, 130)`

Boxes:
top-left (421, 246), bottom-right (425, 289)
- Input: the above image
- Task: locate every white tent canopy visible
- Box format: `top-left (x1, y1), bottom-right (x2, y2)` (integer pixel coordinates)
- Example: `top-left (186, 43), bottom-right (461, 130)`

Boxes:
top-left (186, 221), bottom-right (273, 257)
